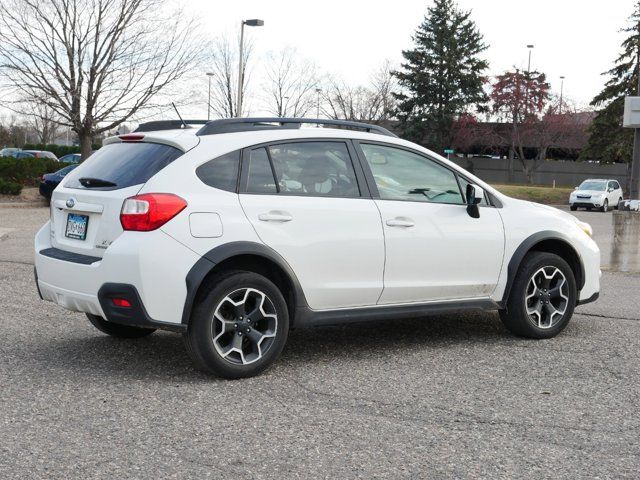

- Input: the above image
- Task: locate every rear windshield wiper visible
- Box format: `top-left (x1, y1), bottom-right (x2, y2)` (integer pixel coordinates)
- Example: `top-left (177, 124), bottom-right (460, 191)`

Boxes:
top-left (78, 177), bottom-right (117, 188)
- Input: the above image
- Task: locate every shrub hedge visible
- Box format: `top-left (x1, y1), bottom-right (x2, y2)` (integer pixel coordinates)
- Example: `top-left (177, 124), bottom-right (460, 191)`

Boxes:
top-left (0, 156), bottom-right (67, 188)
top-left (0, 178), bottom-right (23, 195)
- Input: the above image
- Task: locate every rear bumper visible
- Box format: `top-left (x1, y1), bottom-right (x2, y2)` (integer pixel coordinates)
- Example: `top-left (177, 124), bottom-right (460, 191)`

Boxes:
top-left (34, 220), bottom-right (201, 326)
top-left (97, 283), bottom-right (186, 332)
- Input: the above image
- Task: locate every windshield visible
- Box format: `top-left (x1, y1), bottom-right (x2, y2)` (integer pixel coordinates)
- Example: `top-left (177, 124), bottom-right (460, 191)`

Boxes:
top-left (64, 142), bottom-right (183, 190)
top-left (578, 181), bottom-right (606, 191)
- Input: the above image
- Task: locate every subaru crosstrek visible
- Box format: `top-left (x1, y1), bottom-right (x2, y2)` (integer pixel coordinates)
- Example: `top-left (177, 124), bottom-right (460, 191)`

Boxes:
top-left (34, 118), bottom-right (601, 378)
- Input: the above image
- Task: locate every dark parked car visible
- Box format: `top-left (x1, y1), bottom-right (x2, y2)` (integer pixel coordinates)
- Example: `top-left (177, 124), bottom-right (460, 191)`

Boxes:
top-left (17, 150), bottom-right (58, 160)
top-left (39, 164), bottom-right (78, 200)
top-left (58, 153), bottom-right (82, 164)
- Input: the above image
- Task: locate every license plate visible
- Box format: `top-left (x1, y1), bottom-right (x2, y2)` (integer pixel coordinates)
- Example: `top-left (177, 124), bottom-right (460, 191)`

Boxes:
top-left (65, 213), bottom-right (89, 240)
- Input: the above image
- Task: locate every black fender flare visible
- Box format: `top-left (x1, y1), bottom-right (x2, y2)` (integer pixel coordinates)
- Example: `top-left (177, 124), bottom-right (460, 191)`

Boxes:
top-left (500, 231), bottom-right (585, 306)
top-left (181, 241), bottom-right (308, 325)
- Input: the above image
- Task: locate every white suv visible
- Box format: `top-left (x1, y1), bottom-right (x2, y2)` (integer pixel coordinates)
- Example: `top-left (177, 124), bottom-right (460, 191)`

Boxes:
top-left (34, 118), bottom-right (601, 378)
top-left (569, 178), bottom-right (624, 212)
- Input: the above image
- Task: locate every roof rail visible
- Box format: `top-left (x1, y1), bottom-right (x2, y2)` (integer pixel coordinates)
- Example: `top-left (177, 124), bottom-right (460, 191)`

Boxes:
top-left (134, 120), bottom-right (209, 133)
top-left (195, 117), bottom-right (398, 137)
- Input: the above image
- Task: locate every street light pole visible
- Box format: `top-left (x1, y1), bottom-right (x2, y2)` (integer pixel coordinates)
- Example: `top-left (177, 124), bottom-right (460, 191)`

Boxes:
top-left (559, 76), bottom-right (565, 114)
top-left (525, 45), bottom-right (534, 117)
top-left (236, 19), bottom-right (264, 118)
top-left (206, 72), bottom-right (214, 121)
top-left (315, 88), bottom-right (322, 118)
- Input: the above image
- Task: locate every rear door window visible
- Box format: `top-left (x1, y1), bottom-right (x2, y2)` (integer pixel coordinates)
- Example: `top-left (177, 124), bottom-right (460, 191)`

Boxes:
top-left (65, 142), bottom-right (183, 190)
top-left (267, 142), bottom-right (360, 197)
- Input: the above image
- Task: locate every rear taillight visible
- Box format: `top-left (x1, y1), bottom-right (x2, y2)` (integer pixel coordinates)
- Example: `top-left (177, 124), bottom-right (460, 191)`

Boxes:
top-left (120, 193), bottom-right (187, 231)
top-left (112, 298), bottom-right (132, 308)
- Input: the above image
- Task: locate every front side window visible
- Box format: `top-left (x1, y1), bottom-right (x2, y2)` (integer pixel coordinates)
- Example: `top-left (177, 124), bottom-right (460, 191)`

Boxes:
top-left (360, 144), bottom-right (464, 204)
top-left (196, 150), bottom-right (240, 192)
top-left (267, 142), bottom-right (359, 197)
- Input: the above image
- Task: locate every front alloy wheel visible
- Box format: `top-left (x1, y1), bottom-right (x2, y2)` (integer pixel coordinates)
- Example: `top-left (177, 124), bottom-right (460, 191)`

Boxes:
top-left (524, 267), bottom-right (569, 329)
top-left (601, 199), bottom-right (608, 212)
top-left (184, 270), bottom-right (289, 378)
top-left (500, 251), bottom-right (576, 339)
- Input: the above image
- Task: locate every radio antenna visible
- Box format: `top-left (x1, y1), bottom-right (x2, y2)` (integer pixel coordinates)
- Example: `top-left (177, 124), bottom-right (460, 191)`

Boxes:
top-left (172, 102), bottom-right (187, 129)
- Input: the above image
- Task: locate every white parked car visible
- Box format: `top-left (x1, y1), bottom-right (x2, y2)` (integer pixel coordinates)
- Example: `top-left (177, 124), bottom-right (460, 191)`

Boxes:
top-left (569, 179), bottom-right (624, 212)
top-left (34, 118), bottom-right (601, 378)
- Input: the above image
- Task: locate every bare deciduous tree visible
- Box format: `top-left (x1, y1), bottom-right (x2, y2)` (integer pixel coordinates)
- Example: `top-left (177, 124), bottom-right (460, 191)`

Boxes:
top-left (323, 61), bottom-right (397, 122)
top-left (0, 0), bottom-right (200, 157)
top-left (27, 103), bottom-right (61, 144)
top-left (207, 34), bottom-right (252, 118)
top-left (262, 47), bottom-right (319, 117)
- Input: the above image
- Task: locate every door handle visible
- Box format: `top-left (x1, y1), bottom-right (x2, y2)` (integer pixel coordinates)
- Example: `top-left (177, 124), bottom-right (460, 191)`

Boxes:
top-left (386, 217), bottom-right (415, 227)
top-left (258, 211), bottom-right (293, 222)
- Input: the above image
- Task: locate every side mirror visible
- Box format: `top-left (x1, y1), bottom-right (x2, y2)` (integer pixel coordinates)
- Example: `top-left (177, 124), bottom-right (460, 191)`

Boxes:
top-left (608, 187), bottom-right (613, 192)
top-left (574, 186), bottom-right (579, 190)
top-left (466, 184), bottom-right (483, 218)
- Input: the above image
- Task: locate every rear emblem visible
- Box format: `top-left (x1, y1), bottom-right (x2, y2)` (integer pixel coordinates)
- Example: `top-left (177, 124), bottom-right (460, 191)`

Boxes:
top-left (66, 198), bottom-right (76, 208)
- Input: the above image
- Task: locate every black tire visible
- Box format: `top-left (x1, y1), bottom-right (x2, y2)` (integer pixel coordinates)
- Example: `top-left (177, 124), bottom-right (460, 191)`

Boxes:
top-left (569, 205), bottom-right (577, 211)
top-left (184, 270), bottom-right (289, 379)
top-left (601, 199), bottom-right (608, 212)
top-left (86, 313), bottom-right (156, 338)
top-left (616, 198), bottom-right (623, 210)
top-left (499, 252), bottom-right (577, 339)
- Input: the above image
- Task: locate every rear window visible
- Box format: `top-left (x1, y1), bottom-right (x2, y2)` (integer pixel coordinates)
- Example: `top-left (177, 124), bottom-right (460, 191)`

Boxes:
top-left (65, 142), bottom-right (183, 190)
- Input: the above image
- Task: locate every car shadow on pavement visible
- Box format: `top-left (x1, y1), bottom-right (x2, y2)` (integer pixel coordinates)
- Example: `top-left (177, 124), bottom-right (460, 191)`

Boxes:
top-left (24, 311), bottom-right (522, 381)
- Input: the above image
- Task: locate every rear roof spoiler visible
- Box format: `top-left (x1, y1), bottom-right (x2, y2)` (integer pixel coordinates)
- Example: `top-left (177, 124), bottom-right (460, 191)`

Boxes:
top-left (134, 120), bottom-right (209, 133)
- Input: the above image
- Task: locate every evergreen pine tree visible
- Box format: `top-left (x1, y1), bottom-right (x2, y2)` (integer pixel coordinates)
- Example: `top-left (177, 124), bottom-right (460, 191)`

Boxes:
top-left (583, 1), bottom-right (640, 163)
top-left (393, 0), bottom-right (488, 150)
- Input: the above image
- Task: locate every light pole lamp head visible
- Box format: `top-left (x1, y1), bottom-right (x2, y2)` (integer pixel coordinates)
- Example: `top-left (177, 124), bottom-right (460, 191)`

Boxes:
top-left (243, 19), bottom-right (264, 27)
top-left (206, 72), bottom-right (214, 77)
top-left (527, 44), bottom-right (534, 49)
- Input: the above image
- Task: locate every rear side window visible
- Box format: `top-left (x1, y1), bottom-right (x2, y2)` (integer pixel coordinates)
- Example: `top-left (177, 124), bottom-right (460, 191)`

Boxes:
top-left (65, 142), bottom-right (183, 190)
top-left (196, 150), bottom-right (240, 192)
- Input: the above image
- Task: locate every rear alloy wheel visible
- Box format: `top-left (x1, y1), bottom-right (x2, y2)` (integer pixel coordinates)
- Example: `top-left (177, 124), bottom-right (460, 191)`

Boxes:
top-left (500, 252), bottom-right (576, 339)
top-left (616, 198), bottom-right (623, 210)
top-left (184, 271), bottom-right (289, 379)
top-left (601, 199), bottom-right (608, 212)
top-left (86, 313), bottom-right (155, 338)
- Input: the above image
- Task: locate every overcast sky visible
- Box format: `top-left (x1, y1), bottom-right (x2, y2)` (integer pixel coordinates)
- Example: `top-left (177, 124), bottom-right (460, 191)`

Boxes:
top-left (186, 0), bottom-right (635, 117)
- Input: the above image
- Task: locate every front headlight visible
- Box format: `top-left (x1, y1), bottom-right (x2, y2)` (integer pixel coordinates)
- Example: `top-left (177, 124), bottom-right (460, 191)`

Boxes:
top-left (575, 219), bottom-right (593, 237)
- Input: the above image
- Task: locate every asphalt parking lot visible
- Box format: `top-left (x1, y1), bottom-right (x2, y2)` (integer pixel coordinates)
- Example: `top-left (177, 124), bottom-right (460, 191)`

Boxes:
top-left (1, 206), bottom-right (639, 479)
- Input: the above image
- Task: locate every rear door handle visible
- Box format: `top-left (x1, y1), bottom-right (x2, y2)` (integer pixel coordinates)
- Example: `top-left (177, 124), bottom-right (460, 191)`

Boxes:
top-left (386, 217), bottom-right (415, 228)
top-left (258, 211), bottom-right (293, 222)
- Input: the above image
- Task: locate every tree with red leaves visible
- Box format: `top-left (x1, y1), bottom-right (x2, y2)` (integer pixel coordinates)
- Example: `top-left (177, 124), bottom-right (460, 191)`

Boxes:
top-left (491, 70), bottom-right (550, 183)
